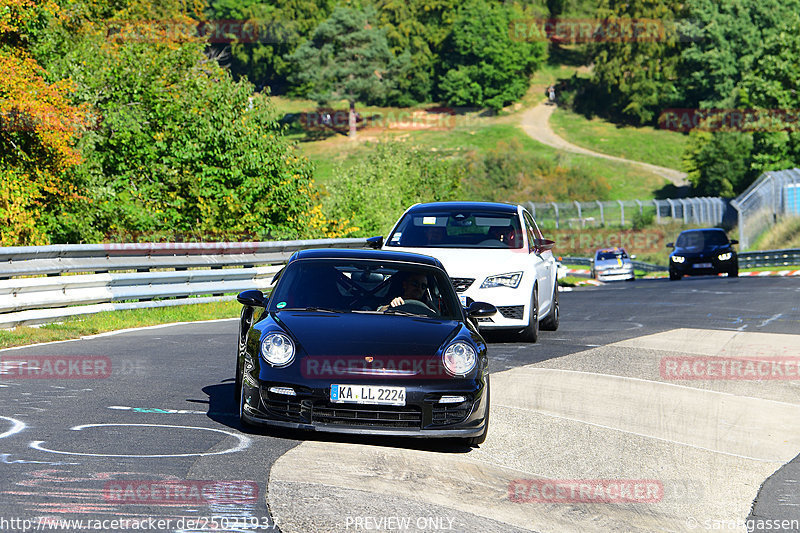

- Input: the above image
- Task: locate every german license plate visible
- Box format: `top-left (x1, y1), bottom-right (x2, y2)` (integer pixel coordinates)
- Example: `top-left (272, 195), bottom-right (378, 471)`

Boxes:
top-left (694, 262), bottom-right (712, 268)
top-left (330, 384), bottom-right (406, 406)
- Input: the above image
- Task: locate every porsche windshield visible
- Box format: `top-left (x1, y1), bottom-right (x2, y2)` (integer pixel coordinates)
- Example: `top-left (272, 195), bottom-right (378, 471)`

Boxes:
top-left (268, 259), bottom-right (462, 319)
top-left (386, 211), bottom-right (524, 249)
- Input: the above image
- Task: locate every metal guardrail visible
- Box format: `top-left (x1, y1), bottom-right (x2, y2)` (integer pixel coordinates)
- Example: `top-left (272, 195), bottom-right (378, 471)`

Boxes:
top-left (0, 238), bottom-right (367, 329)
top-left (738, 249), bottom-right (800, 269)
top-left (560, 256), bottom-right (667, 272)
top-left (564, 249), bottom-right (800, 273)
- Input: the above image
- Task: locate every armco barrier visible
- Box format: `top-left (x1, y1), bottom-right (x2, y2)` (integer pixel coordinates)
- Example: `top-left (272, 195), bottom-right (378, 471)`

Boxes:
top-left (563, 249), bottom-right (800, 273)
top-left (0, 238), bottom-right (367, 329)
top-left (738, 249), bottom-right (800, 269)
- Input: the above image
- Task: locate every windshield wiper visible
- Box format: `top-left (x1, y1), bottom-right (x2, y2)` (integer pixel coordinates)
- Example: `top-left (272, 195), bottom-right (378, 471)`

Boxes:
top-left (279, 307), bottom-right (346, 313)
top-left (382, 308), bottom-right (424, 317)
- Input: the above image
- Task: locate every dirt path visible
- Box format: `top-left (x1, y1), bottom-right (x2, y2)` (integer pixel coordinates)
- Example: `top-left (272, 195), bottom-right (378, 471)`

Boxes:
top-left (520, 101), bottom-right (689, 187)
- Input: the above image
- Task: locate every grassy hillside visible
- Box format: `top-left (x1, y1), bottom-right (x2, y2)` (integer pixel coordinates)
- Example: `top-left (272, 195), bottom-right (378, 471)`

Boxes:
top-left (549, 108), bottom-right (688, 171)
top-left (273, 97), bottom-right (674, 201)
top-left (751, 217), bottom-right (800, 250)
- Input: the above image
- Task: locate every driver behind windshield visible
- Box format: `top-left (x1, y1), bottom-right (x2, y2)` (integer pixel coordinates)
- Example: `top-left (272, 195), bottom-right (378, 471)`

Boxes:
top-left (378, 272), bottom-right (432, 312)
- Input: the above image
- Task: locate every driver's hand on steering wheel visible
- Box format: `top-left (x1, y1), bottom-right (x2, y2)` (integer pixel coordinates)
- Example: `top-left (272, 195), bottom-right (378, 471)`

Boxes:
top-left (378, 297), bottom-right (405, 311)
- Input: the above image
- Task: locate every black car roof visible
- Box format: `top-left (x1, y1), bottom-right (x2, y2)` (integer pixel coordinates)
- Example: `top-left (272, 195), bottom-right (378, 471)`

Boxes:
top-left (679, 228), bottom-right (726, 234)
top-left (290, 248), bottom-right (444, 268)
top-left (405, 201), bottom-right (519, 214)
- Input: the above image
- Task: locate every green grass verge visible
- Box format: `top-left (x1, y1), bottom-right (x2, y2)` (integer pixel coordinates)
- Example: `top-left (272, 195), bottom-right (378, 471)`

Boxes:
top-left (0, 299), bottom-right (241, 350)
top-left (549, 107), bottom-right (688, 171)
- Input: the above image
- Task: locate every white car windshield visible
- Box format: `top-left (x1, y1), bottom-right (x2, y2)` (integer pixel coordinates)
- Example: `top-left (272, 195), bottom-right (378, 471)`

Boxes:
top-left (386, 211), bottom-right (524, 249)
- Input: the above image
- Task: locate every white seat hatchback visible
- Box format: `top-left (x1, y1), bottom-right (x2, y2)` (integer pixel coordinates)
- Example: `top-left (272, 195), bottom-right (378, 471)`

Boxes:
top-left (372, 201), bottom-right (559, 342)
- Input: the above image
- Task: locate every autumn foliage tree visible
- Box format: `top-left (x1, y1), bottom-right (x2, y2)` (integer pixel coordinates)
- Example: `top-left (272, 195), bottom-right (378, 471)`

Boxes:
top-left (0, 0), bottom-right (91, 245)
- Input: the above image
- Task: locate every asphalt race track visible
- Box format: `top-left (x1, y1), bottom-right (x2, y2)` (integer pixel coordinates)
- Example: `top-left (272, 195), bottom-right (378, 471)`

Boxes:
top-left (1, 276), bottom-right (799, 533)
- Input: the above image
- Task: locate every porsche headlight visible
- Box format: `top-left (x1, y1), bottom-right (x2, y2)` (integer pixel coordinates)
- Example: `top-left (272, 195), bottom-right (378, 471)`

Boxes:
top-left (261, 333), bottom-right (295, 367)
top-left (442, 342), bottom-right (477, 376)
top-left (718, 252), bottom-right (732, 261)
top-left (671, 256), bottom-right (685, 263)
top-left (480, 271), bottom-right (522, 289)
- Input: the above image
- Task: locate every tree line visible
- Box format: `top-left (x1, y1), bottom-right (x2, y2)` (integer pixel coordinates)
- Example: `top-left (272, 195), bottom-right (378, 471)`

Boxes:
top-left (574, 0), bottom-right (800, 197)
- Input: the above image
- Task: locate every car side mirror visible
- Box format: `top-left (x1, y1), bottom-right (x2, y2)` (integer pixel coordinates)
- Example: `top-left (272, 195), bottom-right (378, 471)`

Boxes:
top-left (366, 236), bottom-right (384, 249)
top-left (730, 239), bottom-right (738, 245)
top-left (666, 242), bottom-right (674, 248)
top-left (237, 289), bottom-right (268, 307)
top-left (466, 301), bottom-right (497, 318)
top-left (534, 238), bottom-right (556, 253)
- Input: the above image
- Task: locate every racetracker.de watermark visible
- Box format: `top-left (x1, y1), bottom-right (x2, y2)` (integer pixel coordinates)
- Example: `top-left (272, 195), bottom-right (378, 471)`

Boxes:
top-left (298, 108), bottom-right (472, 132)
top-left (659, 108), bottom-right (800, 132)
top-left (103, 480), bottom-right (258, 504)
top-left (509, 18), bottom-right (694, 43)
top-left (0, 356), bottom-right (112, 379)
top-left (0, 110), bottom-right (102, 132)
top-left (302, 356), bottom-right (454, 380)
top-left (661, 356), bottom-right (800, 380)
top-left (509, 479), bottom-right (663, 503)
top-left (547, 229), bottom-right (665, 255)
top-left (103, 19), bottom-right (291, 43)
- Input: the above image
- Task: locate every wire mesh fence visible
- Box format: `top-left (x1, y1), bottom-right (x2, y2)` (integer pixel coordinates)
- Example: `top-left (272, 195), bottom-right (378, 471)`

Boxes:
top-left (731, 168), bottom-right (800, 250)
top-left (525, 197), bottom-right (732, 231)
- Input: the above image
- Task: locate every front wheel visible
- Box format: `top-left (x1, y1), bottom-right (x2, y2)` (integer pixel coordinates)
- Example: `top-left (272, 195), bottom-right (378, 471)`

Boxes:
top-left (540, 283), bottom-right (559, 331)
top-left (520, 284), bottom-right (539, 343)
top-left (669, 270), bottom-right (682, 281)
top-left (728, 268), bottom-right (739, 278)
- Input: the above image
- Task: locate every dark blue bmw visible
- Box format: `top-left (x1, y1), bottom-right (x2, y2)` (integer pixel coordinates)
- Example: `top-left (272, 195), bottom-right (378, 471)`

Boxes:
top-left (667, 228), bottom-right (738, 280)
top-left (234, 249), bottom-right (496, 445)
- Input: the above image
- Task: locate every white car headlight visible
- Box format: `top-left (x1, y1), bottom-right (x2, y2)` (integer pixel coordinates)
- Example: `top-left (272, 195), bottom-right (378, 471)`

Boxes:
top-left (442, 342), bottom-right (477, 376)
top-left (480, 271), bottom-right (522, 289)
top-left (671, 256), bottom-right (685, 263)
top-left (718, 252), bottom-right (732, 261)
top-left (261, 332), bottom-right (295, 367)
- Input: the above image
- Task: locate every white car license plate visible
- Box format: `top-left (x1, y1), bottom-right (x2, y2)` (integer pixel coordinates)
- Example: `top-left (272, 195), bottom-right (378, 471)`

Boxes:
top-left (330, 384), bottom-right (406, 406)
top-left (694, 262), bottom-right (713, 268)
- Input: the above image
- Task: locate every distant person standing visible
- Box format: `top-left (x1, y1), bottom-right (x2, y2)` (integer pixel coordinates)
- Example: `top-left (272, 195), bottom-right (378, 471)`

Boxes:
top-left (547, 85), bottom-right (556, 105)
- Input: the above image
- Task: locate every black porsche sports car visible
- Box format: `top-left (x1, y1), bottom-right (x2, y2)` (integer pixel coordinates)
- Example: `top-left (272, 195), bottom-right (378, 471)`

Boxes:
top-left (234, 248), bottom-right (497, 445)
top-left (667, 228), bottom-right (739, 280)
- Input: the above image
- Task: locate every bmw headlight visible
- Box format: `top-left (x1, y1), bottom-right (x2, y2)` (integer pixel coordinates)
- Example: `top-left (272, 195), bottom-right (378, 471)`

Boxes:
top-left (442, 342), bottom-right (477, 376)
top-left (480, 271), bottom-right (522, 289)
top-left (261, 332), bottom-right (295, 367)
top-left (718, 252), bottom-right (732, 261)
top-left (671, 256), bottom-right (685, 263)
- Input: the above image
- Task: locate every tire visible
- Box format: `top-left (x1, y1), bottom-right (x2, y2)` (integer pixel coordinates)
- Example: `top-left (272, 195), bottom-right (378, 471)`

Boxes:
top-left (540, 283), bottom-right (559, 331)
top-left (728, 268), bottom-right (739, 278)
top-left (466, 379), bottom-right (490, 447)
top-left (238, 368), bottom-right (254, 428)
top-left (235, 307), bottom-right (252, 402)
top-left (520, 284), bottom-right (539, 342)
top-left (669, 270), bottom-right (682, 281)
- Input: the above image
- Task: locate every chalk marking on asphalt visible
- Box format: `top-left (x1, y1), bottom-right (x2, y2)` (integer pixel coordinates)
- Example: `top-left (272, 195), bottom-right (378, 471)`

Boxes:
top-left (0, 416), bottom-right (26, 440)
top-left (29, 423), bottom-right (251, 458)
top-left (0, 453), bottom-right (78, 465)
top-left (494, 403), bottom-right (781, 463)
top-left (758, 313), bottom-right (783, 328)
top-left (0, 317), bottom-right (238, 353)
top-left (108, 405), bottom-right (207, 414)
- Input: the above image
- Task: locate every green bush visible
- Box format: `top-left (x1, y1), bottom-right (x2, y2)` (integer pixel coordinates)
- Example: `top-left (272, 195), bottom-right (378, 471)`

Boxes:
top-left (322, 142), bottom-right (463, 236)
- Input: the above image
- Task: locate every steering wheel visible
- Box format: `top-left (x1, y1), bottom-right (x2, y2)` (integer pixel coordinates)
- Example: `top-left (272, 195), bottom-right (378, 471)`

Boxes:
top-left (390, 299), bottom-right (438, 317)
